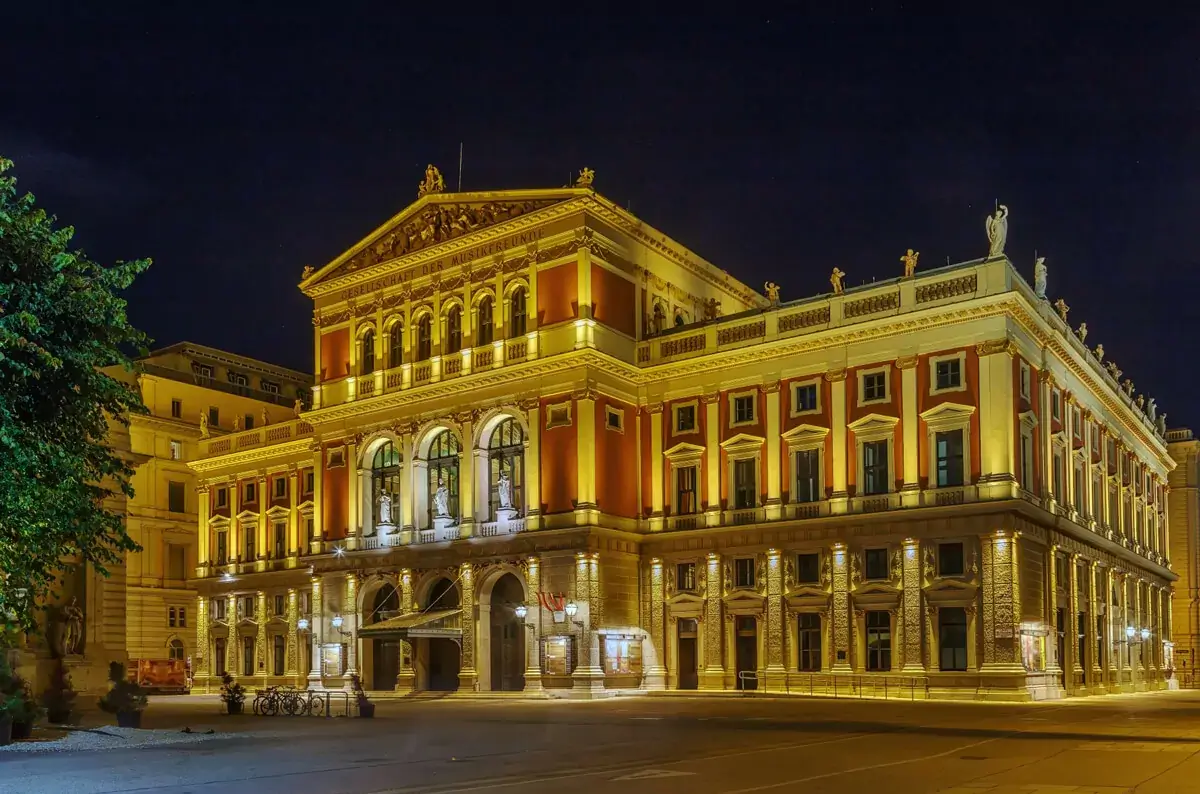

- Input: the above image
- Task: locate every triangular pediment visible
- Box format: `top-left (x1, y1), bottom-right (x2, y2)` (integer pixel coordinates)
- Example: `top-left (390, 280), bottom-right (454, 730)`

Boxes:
top-left (847, 413), bottom-right (900, 434)
top-left (781, 423), bottom-right (830, 447)
top-left (301, 186), bottom-right (587, 291)
top-left (664, 441), bottom-right (706, 461)
top-left (720, 432), bottom-right (766, 452)
top-left (920, 401), bottom-right (976, 423)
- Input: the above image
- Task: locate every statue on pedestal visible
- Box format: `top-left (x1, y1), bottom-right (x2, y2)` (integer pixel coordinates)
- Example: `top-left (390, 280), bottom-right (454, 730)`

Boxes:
top-left (378, 492), bottom-right (392, 525)
top-left (1158, 413), bottom-right (1168, 436)
top-left (900, 249), bottom-right (919, 278)
top-left (232, 415), bottom-right (242, 432)
top-left (985, 205), bottom-right (1009, 258)
top-left (497, 469), bottom-right (513, 510)
top-left (199, 412), bottom-right (209, 439)
top-left (261, 407), bottom-right (270, 427)
top-left (1095, 344), bottom-right (1105, 362)
top-left (764, 282), bottom-right (781, 306)
top-left (293, 399), bottom-right (303, 417)
top-left (1034, 256), bottom-right (1047, 299)
top-left (1054, 298), bottom-right (1070, 323)
top-left (433, 476), bottom-right (450, 518)
top-left (1147, 398), bottom-right (1157, 423)
top-left (52, 597), bottom-right (84, 658)
top-left (1077, 323), bottom-right (1088, 342)
top-left (830, 267), bottom-right (846, 295)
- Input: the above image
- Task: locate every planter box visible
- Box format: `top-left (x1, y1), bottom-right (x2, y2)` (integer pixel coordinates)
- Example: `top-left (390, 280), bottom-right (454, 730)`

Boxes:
top-left (358, 702), bottom-right (375, 718)
top-left (11, 720), bottom-right (32, 741)
top-left (225, 701), bottom-right (244, 715)
top-left (0, 716), bottom-right (11, 747)
top-left (116, 711), bottom-right (143, 729)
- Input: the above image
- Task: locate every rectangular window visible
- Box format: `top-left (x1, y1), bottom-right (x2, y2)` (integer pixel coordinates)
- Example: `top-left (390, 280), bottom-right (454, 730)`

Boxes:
top-left (796, 553), bottom-right (820, 585)
top-left (733, 458), bottom-right (757, 509)
top-left (169, 439), bottom-right (183, 461)
top-left (797, 613), bottom-right (822, 672)
top-left (862, 371), bottom-right (887, 402)
top-left (178, 607), bottom-right (187, 628)
top-left (605, 406), bottom-right (624, 432)
top-left (866, 611), bottom-right (892, 672)
top-left (734, 557), bottom-right (756, 589)
top-left (242, 595), bottom-right (255, 618)
top-left (938, 607), bottom-right (968, 671)
top-left (229, 371), bottom-right (249, 388)
top-left (1019, 363), bottom-right (1031, 400)
top-left (167, 543), bottom-right (186, 580)
top-left (216, 487), bottom-right (229, 508)
top-left (733, 395), bottom-right (755, 424)
top-left (603, 638), bottom-right (642, 675)
top-left (168, 481), bottom-right (186, 514)
top-left (793, 383), bottom-right (818, 413)
top-left (1092, 471), bottom-right (1104, 523)
top-left (274, 478), bottom-right (287, 499)
top-left (244, 414), bottom-right (254, 430)
top-left (304, 470), bottom-right (314, 495)
top-left (938, 542), bottom-right (965, 577)
top-left (272, 520), bottom-right (286, 559)
top-left (305, 516), bottom-right (316, 542)
top-left (935, 430), bottom-right (965, 488)
top-left (675, 404), bottom-right (696, 433)
top-left (676, 562), bottom-right (696, 592)
top-left (216, 531), bottom-right (228, 565)
top-left (542, 636), bottom-right (574, 676)
top-left (793, 449), bottom-right (820, 503)
top-left (676, 466), bottom-right (698, 515)
top-left (1053, 450), bottom-right (1065, 501)
top-left (864, 548), bottom-right (889, 581)
top-left (214, 598), bottom-right (227, 621)
top-left (243, 482), bottom-right (256, 504)
top-left (274, 634), bottom-right (285, 676)
top-left (1020, 429), bottom-right (1035, 492)
top-left (1052, 390), bottom-right (1061, 421)
top-left (168, 607), bottom-right (177, 628)
top-left (261, 380), bottom-right (280, 395)
top-left (862, 440), bottom-right (889, 496)
top-left (274, 594), bottom-right (285, 616)
top-left (244, 527), bottom-right (256, 561)
top-left (934, 358), bottom-right (961, 391)
top-left (214, 639), bottom-right (226, 676)
top-left (1073, 460), bottom-right (1085, 512)
top-left (171, 399), bottom-right (183, 419)
top-left (243, 635), bottom-right (255, 677)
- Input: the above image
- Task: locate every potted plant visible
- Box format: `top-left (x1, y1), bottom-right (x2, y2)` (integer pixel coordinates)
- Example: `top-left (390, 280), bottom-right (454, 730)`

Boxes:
top-left (42, 661), bottom-right (78, 724)
top-left (98, 661), bottom-right (148, 728)
top-left (220, 672), bottom-right (246, 715)
top-left (9, 680), bottom-right (41, 740)
top-left (350, 674), bottom-right (374, 718)
top-left (0, 652), bottom-right (28, 744)
top-left (0, 692), bottom-right (18, 747)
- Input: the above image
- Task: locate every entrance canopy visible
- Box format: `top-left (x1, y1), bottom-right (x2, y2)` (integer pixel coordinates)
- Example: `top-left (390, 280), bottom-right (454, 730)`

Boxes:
top-left (358, 609), bottom-right (462, 640)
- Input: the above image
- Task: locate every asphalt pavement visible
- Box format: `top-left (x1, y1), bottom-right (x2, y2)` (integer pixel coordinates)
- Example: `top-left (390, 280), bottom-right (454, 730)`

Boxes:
top-left (4, 691), bottom-right (1200, 794)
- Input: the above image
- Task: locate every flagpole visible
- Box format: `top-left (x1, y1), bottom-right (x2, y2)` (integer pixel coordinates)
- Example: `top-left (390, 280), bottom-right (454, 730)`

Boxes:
top-left (457, 143), bottom-right (463, 192)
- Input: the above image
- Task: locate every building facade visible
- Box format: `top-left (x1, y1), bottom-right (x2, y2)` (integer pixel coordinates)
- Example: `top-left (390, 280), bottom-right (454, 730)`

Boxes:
top-left (190, 169), bottom-right (1175, 700)
top-left (1167, 428), bottom-right (1198, 685)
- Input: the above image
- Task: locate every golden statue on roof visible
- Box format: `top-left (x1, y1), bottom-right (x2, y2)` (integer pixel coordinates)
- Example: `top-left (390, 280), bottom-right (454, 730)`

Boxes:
top-left (418, 164), bottom-right (446, 198)
top-left (576, 167), bottom-right (595, 188)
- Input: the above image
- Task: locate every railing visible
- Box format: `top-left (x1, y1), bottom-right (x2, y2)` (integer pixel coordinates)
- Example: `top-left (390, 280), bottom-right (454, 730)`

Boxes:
top-left (200, 419), bottom-right (314, 458)
top-left (734, 673), bottom-right (929, 701)
top-left (505, 339), bottom-right (527, 361)
top-left (668, 515), bottom-right (701, 531)
top-left (360, 533), bottom-right (403, 551)
top-left (475, 347), bottom-right (494, 368)
top-left (478, 518), bottom-right (526, 536)
top-left (418, 526), bottom-right (461, 544)
top-left (413, 363), bottom-right (432, 384)
top-left (358, 376), bottom-right (375, 396)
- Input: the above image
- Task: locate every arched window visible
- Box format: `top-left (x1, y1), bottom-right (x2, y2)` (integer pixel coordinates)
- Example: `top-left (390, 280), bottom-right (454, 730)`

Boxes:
top-left (168, 638), bottom-right (185, 661)
top-left (445, 305), bottom-right (462, 354)
top-left (388, 323), bottom-right (403, 369)
top-left (426, 430), bottom-right (460, 524)
top-left (488, 417), bottom-right (525, 519)
top-left (371, 440), bottom-right (402, 527)
top-left (477, 296), bottom-right (494, 346)
top-left (509, 289), bottom-right (527, 337)
top-left (416, 315), bottom-right (432, 361)
top-left (360, 329), bottom-right (376, 375)
top-left (674, 311), bottom-right (686, 328)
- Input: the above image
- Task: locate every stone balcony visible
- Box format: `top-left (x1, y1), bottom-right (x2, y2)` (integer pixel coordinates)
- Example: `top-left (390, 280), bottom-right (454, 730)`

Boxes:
top-left (199, 418), bottom-right (314, 459)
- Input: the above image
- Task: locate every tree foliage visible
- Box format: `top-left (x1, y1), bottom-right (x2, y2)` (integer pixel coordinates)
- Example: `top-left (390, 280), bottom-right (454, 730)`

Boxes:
top-left (0, 155), bottom-right (151, 633)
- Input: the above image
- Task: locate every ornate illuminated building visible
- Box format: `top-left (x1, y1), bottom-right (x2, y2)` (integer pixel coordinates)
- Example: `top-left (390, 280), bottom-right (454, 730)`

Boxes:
top-left (1167, 429), bottom-right (1199, 684)
top-left (190, 167), bottom-right (1175, 700)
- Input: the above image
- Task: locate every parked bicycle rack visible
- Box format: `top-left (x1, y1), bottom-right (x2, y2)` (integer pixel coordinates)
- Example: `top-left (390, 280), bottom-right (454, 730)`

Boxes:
top-left (251, 687), bottom-right (352, 718)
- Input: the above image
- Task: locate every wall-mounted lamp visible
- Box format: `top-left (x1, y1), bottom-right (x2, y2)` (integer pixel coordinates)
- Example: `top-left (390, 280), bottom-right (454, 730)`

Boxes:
top-left (297, 618), bottom-right (310, 631)
top-left (1126, 625), bottom-right (1136, 640)
top-left (331, 614), bottom-right (344, 630)
top-left (514, 605), bottom-right (528, 620)
top-left (564, 602), bottom-right (578, 619)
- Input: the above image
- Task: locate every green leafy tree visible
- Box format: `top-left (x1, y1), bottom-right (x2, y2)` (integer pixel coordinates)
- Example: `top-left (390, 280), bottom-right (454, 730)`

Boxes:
top-left (0, 156), bottom-right (151, 633)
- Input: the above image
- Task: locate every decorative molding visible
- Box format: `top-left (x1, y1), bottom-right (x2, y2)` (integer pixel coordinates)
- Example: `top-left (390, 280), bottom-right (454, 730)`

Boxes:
top-left (895, 355), bottom-right (918, 370)
top-left (824, 368), bottom-right (847, 383)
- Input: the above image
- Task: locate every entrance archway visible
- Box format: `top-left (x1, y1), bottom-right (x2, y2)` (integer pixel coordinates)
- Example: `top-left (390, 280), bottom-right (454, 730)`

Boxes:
top-left (488, 574), bottom-right (525, 691)
top-left (368, 583), bottom-right (400, 691)
top-left (420, 577), bottom-right (461, 692)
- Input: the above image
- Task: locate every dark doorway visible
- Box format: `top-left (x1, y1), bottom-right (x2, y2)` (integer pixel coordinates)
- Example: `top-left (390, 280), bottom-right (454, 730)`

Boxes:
top-left (677, 618), bottom-right (698, 690)
top-left (489, 573), bottom-right (525, 691)
top-left (428, 639), bottom-right (461, 691)
top-left (370, 583), bottom-right (400, 691)
top-left (1055, 607), bottom-right (1066, 687)
top-left (735, 616), bottom-right (757, 690)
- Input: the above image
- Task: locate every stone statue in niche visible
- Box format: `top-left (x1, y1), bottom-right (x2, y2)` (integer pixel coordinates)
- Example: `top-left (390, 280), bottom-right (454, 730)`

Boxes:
top-left (1033, 256), bottom-right (1047, 298)
top-left (985, 204), bottom-right (1009, 258)
top-left (52, 597), bottom-right (84, 658)
top-left (433, 476), bottom-right (451, 518)
top-left (497, 469), bottom-right (513, 510)
top-left (378, 492), bottom-right (393, 526)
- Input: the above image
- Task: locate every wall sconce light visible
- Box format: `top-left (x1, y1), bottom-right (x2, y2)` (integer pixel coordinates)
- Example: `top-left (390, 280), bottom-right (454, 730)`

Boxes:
top-left (1126, 625), bottom-right (1136, 640)
top-left (297, 618), bottom-right (310, 631)
top-left (514, 605), bottom-right (528, 620)
top-left (331, 614), bottom-right (344, 630)
top-left (565, 602), bottom-right (578, 619)
top-left (1140, 627), bottom-right (1151, 641)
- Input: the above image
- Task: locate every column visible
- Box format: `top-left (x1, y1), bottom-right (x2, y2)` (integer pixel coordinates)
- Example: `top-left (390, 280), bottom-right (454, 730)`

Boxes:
top-left (347, 439), bottom-right (360, 549)
top-left (195, 596), bottom-right (210, 684)
top-left (704, 394), bottom-right (721, 526)
top-left (307, 576), bottom-right (323, 688)
top-left (227, 603), bottom-right (240, 680)
top-left (399, 430), bottom-right (416, 537)
top-left (1116, 572), bottom-right (1128, 688)
top-left (287, 470), bottom-right (299, 555)
top-left (255, 591), bottom-right (268, 680)
top-left (343, 574), bottom-right (358, 686)
top-left (701, 552), bottom-right (726, 688)
top-left (521, 557), bottom-right (544, 692)
top-left (311, 445), bottom-right (324, 550)
top-left (1064, 399), bottom-right (1076, 514)
top-left (1087, 560), bottom-right (1103, 689)
top-left (523, 400), bottom-right (542, 529)
top-left (396, 569), bottom-right (415, 693)
top-left (764, 384), bottom-right (783, 520)
top-left (195, 486), bottom-right (210, 574)
top-left (977, 341), bottom-right (1018, 499)
top-left (575, 390), bottom-right (598, 524)
top-left (764, 549), bottom-right (787, 689)
top-left (256, 476), bottom-right (268, 564)
top-left (1042, 375), bottom-right (1056, 506)
top-left (1148, 585), bottom-right (1160, 681)
top-left (1046, 543), bottom-right (1062, 676)
top-left (311, 321), bottom-right (323, 410)
top-left (572, 552), bottom-right (605, 694)
top-left (459, 562), bottom-right (478, 692)
top-left (459, 415), bottom-right (475, 537)
top-left (900, 538), bottom-right (925, 673)
top-left (576, 240), bottom-right (593, 324)
top-left (828, 370), bottom-right (849, 514)
top-left (1068, 554), bottom-right (1081, 692)
top-left (1133, 578), bottom-right (1144, 688)
top-left (1103, 567), bottom-right (1117, 687)
top-left (374, 302), bottom-right (385, 394)
top-left (831, 543), bottom-right (852, 673)
top-left (525, 248), bottom-right (540, 358)
top-left (649, 403), bottom-right (665, 530)
top-left (285, 588), bottom-right (300, 679)
top-left (644, 558), bottom-right (667, 690)
top-left (347, 307), bottom-right (359, 401)
top-left (981, 531), bottom-right (1023, 674)
top-left (898, 356), bottom-right (920, 507)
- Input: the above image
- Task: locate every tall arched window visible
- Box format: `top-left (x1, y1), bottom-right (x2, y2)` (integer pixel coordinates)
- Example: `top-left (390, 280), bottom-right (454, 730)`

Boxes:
top-left (488, 417), bottom-right (525, 519)
top-left (388, 323), bottom-right (403, 369)
top-left (168, 638), bottom-right (185, 661)
top-left (509, 289), bottom-right (527, 337)
top-left (477, 296), bottom-right (494, 346)
top-left (371, 440), bottom-right (402, 526)
top-left (445, 305), bottom-right (462, 354)
top-left (360, 329), bottom-right (376, 375)
top-left (426, 430), bottom-right (460, 524)
top-left (416, 315), bottom-right (432, 361)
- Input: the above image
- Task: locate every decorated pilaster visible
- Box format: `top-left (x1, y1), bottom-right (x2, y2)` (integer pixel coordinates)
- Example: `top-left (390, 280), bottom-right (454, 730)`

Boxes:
top-left (764, 385), bottom-right (783, 519)
top-left (396, 569), bottom-right (415, 693)
top-left (197, 484), bottom-right (211, 569)
top-left (572, 552), bottom-right (605, 695)
top-left (703, 394), bottom-right (720, 526)
top-left (764, 549), bottom-right (787, 689)
top-left (828, 369), bottom-right (849, 514)
top-left (575, 389), bottom-right (598, 525)
top-left (1045, 544), bottom-right (1062, 675)
top-left (900, 538), bottom-right (925, 673)
top-left (830, 543), bottom-right (853, 673)
top-left (307, 576), bottom-right (323, 688)
top-left (1068, 554), bottom-right (1082, 691)
top-left (644, 558), bottom-right (667, 690)
top-left (521, 399), bottom-right (541, 530)
top-left (898, 356), bottom-right (920, 506)
top-left (347, 439), bottom-right (360, 549)
top-left (255, 591), bottom-right (268, 679)
top-left (195, 596), bottom-right (210, 683)
top-left (701, 552), bottom-right (726, 688)
top-left (1087, 560), bottom-right (1103, 688)
top-left (648, 402), bottom-right (664, 530)
top-left (981, 531), bottom-right (1023, 673)
top-left (343, 573), bottom-right (358, 686)
top-left (458, 562), bottom-right (478, 692)
top-left (285, 588), bottom-right (299, 678)
top-left (521, 557), bottom-right (544, 691)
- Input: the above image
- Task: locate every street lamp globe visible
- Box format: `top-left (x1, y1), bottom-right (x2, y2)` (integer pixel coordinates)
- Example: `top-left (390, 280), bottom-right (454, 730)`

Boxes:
top-left (297, 618), bottom-right (310, 631)
top-left (514, 605), bottom-right (528, 619)
top-left (565, 602), bottom-right (578, 618)
top-left (332, 614), bottom-right (344, 630)
top-left (1140, 627), bottom-right (1151, 641)
top-left (1125, 625), bottom-right (1136, 640)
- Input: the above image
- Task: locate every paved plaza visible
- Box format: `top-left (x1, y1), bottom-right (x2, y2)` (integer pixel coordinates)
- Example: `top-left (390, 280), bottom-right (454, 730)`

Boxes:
top-left (5, 691), bottom-right (1200, 793)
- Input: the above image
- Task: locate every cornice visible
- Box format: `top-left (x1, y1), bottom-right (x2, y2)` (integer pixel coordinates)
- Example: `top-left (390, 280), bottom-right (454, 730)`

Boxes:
top-left (188, 438), bottom-right (314, 474)
top-left (129, 413), bottom-right (204, 439)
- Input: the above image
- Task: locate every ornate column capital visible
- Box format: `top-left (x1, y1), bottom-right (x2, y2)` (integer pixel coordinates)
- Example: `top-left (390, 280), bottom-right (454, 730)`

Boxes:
top-left (895, 355), bottom-right (919, 370)
top-left (976, 337), bottom-right (1017, 357)
top-left (824, 368), bottom-right (847, 383)
top-left (701, 393), bottom-right (720, 405)
top-left (648, 402), bottom-right (665, 414)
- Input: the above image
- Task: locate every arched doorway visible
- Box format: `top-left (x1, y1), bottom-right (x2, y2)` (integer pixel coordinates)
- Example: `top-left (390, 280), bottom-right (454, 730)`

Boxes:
top-left (423, 577), bottom-right (461, 691)
top-left (368, 583), bottom-right (400, 691)
top-left (489, 574), bottom-right (525, 691)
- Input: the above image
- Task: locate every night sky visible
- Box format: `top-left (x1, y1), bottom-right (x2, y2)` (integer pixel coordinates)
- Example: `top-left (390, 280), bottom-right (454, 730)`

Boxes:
top-left (3, 9), bottom-right (1197, 424)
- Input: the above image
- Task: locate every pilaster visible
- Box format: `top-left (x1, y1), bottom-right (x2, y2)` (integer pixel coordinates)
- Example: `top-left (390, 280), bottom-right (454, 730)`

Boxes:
top-left (1046, 543), bottom-right (1062, 676)
top-left (704, 394), bottom-right (721, 526)
top-left (764, 384), bottom-right (783, 519)
top-left (977, 339), bottom-right (1018, 499)
top-left (459, 414), bottom-right (475, 538)
top-left (256, 476), bottom-right (268, 563)
top-left (197, 484), bottom-right (210, 567)
top-left (396, 569), bottom-right (415, 693)
top-left (1042, 374), bottom-right (1057, 507)
top-left (255, 591), bottom-right (268, 679)
top-left (828, 370), bottom-right (849, 514)
top-left (399, 431), bottom-right (416, 535)
top-left (311, 321), bottom-right (323, 410)
top-left (900, 538), bottom-right (925, 674)
top-left (347, 440), bottom-right (360, 549)
top-left (523, 401), bottom-right (541, 530)
top-left (764, 549), bottom-right (787, 689)
top-left (458, 562), bottom-right (478, 692)
top-left (1068, 554), bottom-right (1082, 692)
top-left (523, 556), bottom-right (544, 692)
top-left (285, 588), bottom-right (299, 678)
top-left (649, 403), bottom-right (664, 529)
top-left (343, 574), bottom-right (358, 687)
top-left (287, 470), bottom-right (299, 555)
top-left (311, 445), bottom-right (324, 548)
top-left (831, 543), bottom-right (852, 673)
top-left (981, 531), bottom-right (1023, 673)
top-left (195, 596), bottom-right (210, 680)
top-left (701, 552), bottom-right (726, 688)
top-left (644, 558), bottom-right (667, 690)
top-left (572, 552), bottom-right (605, 695)
top-left (1087, 559), bottom-right (1103, 690)
top-left (898, 356), bottom-right (920, 507)
top-left (307, 575), bottom-right (323, 688)
top-left (575, 390), bottom-right (598, 523)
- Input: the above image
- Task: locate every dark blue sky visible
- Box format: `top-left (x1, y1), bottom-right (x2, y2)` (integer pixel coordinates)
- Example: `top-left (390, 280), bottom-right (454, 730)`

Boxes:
top-left (3, 8), bottom-right (1198, 423)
